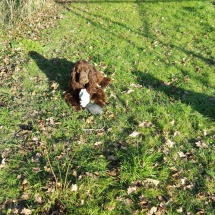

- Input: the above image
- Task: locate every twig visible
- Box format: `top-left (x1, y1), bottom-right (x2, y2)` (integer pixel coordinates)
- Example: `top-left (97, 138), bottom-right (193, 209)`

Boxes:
top-left (63, 144), bottom-right (81, 190)
top-left (82, 128), bottom-right (104, 132)
top-left (44, 142), bottom-right (58, 190)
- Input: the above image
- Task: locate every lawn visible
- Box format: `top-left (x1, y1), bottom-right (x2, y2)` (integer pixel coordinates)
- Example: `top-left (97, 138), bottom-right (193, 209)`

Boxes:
top-left (0, 0), bottom-right (215, 214)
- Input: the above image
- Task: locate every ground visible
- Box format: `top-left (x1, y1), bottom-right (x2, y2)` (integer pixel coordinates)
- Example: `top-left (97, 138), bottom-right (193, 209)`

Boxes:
top-left (0, 0), bottom-right (215, 214)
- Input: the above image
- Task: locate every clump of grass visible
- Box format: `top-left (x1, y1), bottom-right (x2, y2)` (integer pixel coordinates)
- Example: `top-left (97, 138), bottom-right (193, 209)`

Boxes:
top-left (0, 0), bottom-right (50, 25)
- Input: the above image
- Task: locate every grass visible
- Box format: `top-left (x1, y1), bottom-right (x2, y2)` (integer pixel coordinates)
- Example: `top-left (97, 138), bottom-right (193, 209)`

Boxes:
top-left (1, 0), bottom-right (215, 214)
top-left (0, 0), bottom-right (52, 25)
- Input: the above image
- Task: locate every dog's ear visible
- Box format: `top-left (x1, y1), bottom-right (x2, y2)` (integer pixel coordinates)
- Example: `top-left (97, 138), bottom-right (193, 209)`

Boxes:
top-left (88, 66), bottom-right (98, 86)
top-left (70, 65), bottom-right (77, 87)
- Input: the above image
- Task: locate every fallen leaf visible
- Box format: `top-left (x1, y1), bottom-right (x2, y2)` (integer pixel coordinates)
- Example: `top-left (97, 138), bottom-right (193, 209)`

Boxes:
top-left (81, 199), bottom-right (85, 205)
top-left (44, 165), bottom-right (51, 173)
top-left (46, 117), bottom-right (55, 125)
top-left (21, 192), bottom-right (30, 200)
top-left (130, 83), bottom-right (142, 88)
top-left (170, 119), bottom-right (175, 125)
top-left (108, 113), bottom-right (116, 119)
top-left (94, 141), bottom-right (103, 148)
top-left (22, 179), bottom-right (28, 185)
top-left (144, 178), bottom-right (160, 186)
top-left (139, 120), bottom-right (154, 127)
top-left (127, 185), bottom-right (137, 194)
top-left (17, 174), bottom-right (22, 180)
top-left (173, 131), bottom-right (180, 137)
top-left (71, 184), bottom-right (78, 192)
top-left (129, 131), bottom-right (141, 137)
top-left (51, 82), bottom-right (59, 90)
top-left (181, 177), bottom-right (187, 185)
top-left (0, 158), bottom-right (6, 169)
top-left (148, 206), bottom-right (157, 215)
top-left (21, 208), bottom-right (32, 215)
top-left (178, 151), bottom-right (186, 158)
top-left (11, 208), bottom-right (19, 214)
top-left (195, 140), bottom-right (208, 148)
top-left (34, 193), bottom-right (42, 204)
top-left (122, 89), bottom-right (134, 94)
top-left (86, 116), bottom-right (94, 124)
top-left (165, 139), bottom-right (175, 148)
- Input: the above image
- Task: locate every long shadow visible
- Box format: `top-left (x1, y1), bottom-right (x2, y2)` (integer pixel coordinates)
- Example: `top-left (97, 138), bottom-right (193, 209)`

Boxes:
top-left (64, 3), bottom-right (214, 68)
top-left (28, 51), bottom-right (73, 92)
top-left (134, 71), bottom-right (215, 120)
top-left (136, 1), bottom-right (215, 65)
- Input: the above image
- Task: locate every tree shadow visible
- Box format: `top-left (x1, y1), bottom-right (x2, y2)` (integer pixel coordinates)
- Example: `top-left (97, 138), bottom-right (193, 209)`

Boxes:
top-left (61, 2), bottom-right (214, 68)
top-left (136, 1), bottom-right (215, 66)
top-left (133, 71), bottom-right (215, 120)
top-left (28, 51), bottom-right (73, 92)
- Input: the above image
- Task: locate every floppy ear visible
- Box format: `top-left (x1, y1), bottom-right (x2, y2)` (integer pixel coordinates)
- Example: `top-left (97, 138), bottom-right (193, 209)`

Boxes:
top-left (86, 66), bottom-right (98, 94)
top-left (70, 65), bottom-right (83, 89)
top-left (88, 66), bottom-right (98, 86)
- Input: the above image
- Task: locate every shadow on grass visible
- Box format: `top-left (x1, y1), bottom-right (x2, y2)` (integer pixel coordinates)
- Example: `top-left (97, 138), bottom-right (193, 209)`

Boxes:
top-left (136, 2), bottom-right (215, 67)
top-left (61, 2), bottom-right (214, 68)
top-left (133, 71), bottom-right (215, 120)
top-left (56, 3), bottom-right (215, 120)
top-left (28, 51), bottom-right (73, 92)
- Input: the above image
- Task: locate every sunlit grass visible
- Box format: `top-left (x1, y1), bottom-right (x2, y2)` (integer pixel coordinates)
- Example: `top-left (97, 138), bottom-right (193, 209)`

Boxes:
top-left (0, 0), bottom-right (215, 214)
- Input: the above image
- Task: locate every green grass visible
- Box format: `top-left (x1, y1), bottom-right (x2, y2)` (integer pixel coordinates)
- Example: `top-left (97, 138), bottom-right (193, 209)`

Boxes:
top-left (1, 0), bottom-right (215, 214)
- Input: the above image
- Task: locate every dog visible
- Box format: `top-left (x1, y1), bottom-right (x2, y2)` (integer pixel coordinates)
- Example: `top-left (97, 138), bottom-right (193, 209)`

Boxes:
top-left (64, 60), bottom-right (111, 111)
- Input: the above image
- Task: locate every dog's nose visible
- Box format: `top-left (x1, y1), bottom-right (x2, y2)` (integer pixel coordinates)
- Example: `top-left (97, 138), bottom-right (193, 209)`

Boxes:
top-left (79, 73), bottom-right (89, 84)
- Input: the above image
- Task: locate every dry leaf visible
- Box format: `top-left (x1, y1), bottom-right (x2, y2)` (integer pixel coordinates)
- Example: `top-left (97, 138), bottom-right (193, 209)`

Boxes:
top-left (51, 82), bottom-right (59, 90)
top-left (176, 207), bottom-right (183, 213)
top-left (170, 119), bottom-right (175, 125)
top-left (165, 139), bottom-right (175, 148)
top-left (148, 206), bottom-right (157, 215)
top-left (127, 185), bottom-right (137, 194)
top-left (129, 131), bottom-right (141, 137)
top-left (11, 208), bottom-right (19, 214)
top-left (86, 116), bottom-right (94, 124)
top-left (22, 179), bottom-right (28, 185)
top-left (181, 177), bottom-right (187, 185)
top-left (108, 113), bottom-right (116, 119)
top-left (21, 208), bottom-right (32, 215)
top-left (34, 193), bottom-right (42, 204)
top-left (44, 166), bottom-right (51, 173)
top-left (126, 89), bottom-right (135, 94)
top-left (94, 141), bottom-right (102, 146)
top-left (21, 192), bottom-right (30, 200)
top-left (130, 83), bottom-right (142, 88)
top-left (145, 178), bottom-right (160, 186)
top-left (178, 151), bottom-right (186, 158)
top-left (71, 184), bottom-right (78, 192)
top-left (1, 158), bottom-right (6, 165)
top-left (0, 158), bottom-right (6, 168)
top-left (122, 89), bottom-right (134, 94)
top-left (17, 174), bottom-right (22, 180)
top-left (195, 140), bottom-right (208, 148)
top-left (173, 131), bottom-right (180, 137)
top-left (139, 120), bottom-right (153, 127)
top-left (46, 117), bottom-right (54, 125)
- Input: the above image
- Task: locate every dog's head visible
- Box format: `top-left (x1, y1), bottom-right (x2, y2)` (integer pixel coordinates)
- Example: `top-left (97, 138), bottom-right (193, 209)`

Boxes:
top-left (73, 60), bottom-right (91, 85)
top-left (70, 60), bottom-right (99, 90)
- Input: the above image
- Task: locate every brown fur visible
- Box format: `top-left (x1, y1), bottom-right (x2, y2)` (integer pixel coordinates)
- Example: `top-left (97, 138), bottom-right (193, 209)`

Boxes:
top-left (64, 60), bottom-right (112, 111)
